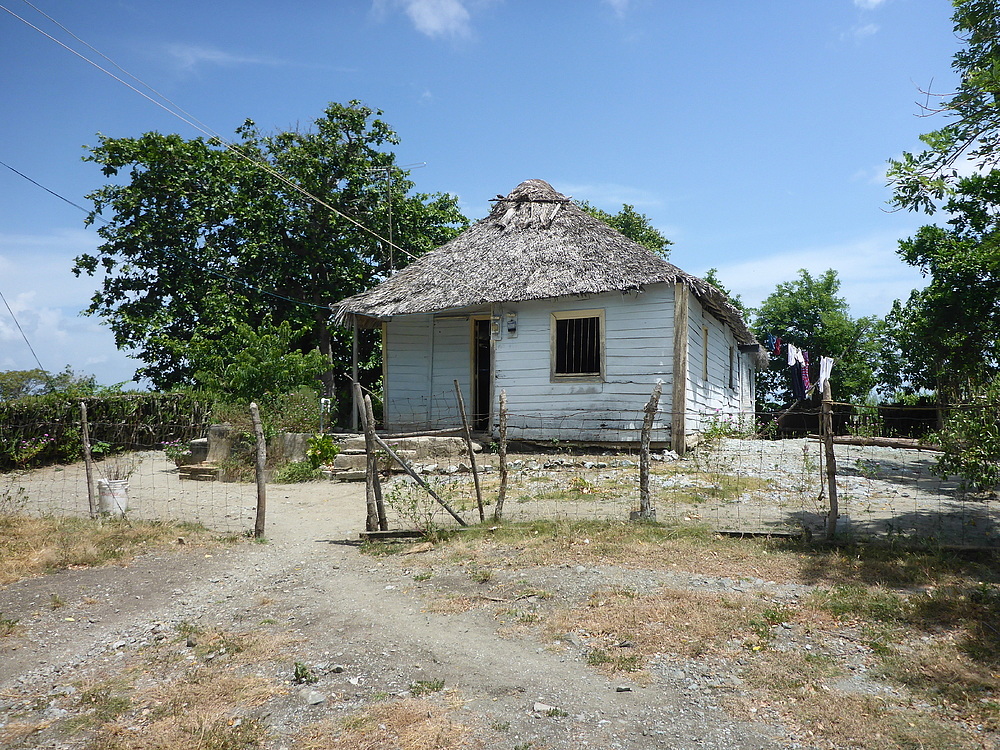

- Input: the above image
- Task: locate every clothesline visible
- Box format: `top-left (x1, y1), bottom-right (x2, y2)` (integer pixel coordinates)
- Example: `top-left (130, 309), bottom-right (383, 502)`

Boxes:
top-left (762, 333), bottom-right (835, 398)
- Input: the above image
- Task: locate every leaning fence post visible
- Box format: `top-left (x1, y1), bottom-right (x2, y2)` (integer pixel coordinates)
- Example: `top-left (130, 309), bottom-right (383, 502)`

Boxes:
top-left (822, 380), bottom-right (839, 541)
top-left (454, 380), bottom-right (484, 523)
top-left (80, 401), bottom-right (96, 518)
top-left (495, 390), bottom-right (508, 523)
top-left (249, 402), bottom-right (267, 538)
top-left (634, 381), bottom-right (662, 521)
top-left (364, 393), bottom-right (388, 531)
top-left (371, 431), bottom-right (468, 527)
top-left (354, 382), bottom-right (380, 532)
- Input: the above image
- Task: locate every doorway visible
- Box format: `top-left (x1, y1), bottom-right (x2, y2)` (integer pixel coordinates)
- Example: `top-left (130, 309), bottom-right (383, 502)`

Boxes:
top-left (472, 317), bottom-right (492, 431)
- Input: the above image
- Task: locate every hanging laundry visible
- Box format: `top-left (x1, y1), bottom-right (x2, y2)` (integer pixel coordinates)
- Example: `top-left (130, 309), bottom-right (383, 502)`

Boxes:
top-left (818, 356), bottom-right (834, 392)
top-left (801, 350), bottom-right (811, 394)
top-left (774, 336), bottom-right (782, 356)
top-left (765, 333), bottom-right (776, 354)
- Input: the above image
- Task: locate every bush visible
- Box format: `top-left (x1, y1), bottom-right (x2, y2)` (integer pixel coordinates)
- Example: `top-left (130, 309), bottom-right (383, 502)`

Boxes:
top-left (273, 461), bottom-right (320, 483)
top-left (306, 434), bottom-right (340, 469)
top-left (933, 375), bottom-right (1000, 491)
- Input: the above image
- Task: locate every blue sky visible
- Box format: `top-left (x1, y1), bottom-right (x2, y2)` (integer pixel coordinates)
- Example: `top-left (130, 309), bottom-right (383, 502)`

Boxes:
top-left (0, 0), bottom-right (960, 386)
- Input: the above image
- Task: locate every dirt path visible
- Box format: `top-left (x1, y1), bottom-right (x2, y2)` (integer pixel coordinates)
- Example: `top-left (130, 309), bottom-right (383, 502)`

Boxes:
top-left (0, 481), bottom-right (789, 749)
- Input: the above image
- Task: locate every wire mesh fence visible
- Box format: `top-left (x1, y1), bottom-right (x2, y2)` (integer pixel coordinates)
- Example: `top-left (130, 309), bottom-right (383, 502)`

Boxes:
top-left (1, 394), bottom-right (997, 547)
top-left (378, 401), bottom-right (999, 548)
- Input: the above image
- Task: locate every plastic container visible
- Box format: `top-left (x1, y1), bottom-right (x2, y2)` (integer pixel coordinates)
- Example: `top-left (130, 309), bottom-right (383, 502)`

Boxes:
top-left (97, 479), bottom-right (129, 515)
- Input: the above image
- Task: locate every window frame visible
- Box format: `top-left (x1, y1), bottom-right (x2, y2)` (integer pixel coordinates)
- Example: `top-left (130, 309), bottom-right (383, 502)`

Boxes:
top-left (550, 308), bottom-right (606, 383)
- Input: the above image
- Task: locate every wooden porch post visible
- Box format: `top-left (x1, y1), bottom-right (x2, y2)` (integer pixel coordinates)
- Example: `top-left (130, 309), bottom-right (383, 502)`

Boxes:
top-left (351, 318), bottom-right (359, 433)
top-left (671, 283), bottom-right (690, 455)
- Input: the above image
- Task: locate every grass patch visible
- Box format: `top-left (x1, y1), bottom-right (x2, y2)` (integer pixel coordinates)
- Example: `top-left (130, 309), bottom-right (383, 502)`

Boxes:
top-left (0, 514), bottom-right (213, 584)
top-left (295, 698), bottom-right (468, 750)
top-left (0, 612), bottom-right (20, 637)
top-left (551, 586), bottom-right (765, 662)
top-left (409, 678), bottom-right (445, 696)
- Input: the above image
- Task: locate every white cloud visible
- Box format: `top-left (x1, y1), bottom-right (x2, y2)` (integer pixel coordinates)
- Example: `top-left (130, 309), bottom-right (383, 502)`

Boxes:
top-left (0, 229), bottom-right (139, 385)
top-left (163, 44), bottom-right (281, 73)
top-left (375, 0), bottom-right (474, 39)
top-left (603, 0), bottom-right (630, 18)
top-left (700, 229), bottom-right (927, 319)
top-left (850, 22), bottom-right (880, 40)
top-left (853, 0), bottom-right (888, 9)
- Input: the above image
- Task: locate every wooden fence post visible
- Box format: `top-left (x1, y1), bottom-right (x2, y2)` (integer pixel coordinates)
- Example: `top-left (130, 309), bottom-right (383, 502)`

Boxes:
top-left (370, 431), bottom-right (468, 527)
top-left (454, 380), bottom-right (484, 523)
top-left (364, 393), bottom-right (388, 531)
top-left (635, 381), bottom-right (662, 521)
top-left (354, 382), bottom-right (380, 532)
top-left (249, 402), bottom-right (267, 538)
top-left (495, 390), bottom-right (508, 523)
top-left (822, 380), bottom-right (839, 541)
top-left (80, 401), bottom-right (96, 518)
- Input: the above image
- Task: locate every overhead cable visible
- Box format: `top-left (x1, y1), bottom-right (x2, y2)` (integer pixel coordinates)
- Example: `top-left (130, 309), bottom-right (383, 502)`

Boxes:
top-left (0, 158), bottom-right (330, 311)
top-left (0, 1), bottom-right (420, 264)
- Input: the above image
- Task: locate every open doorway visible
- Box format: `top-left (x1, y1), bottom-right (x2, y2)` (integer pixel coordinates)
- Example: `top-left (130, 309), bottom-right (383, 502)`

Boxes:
top-left (472, 317), bottom-right (492, 431)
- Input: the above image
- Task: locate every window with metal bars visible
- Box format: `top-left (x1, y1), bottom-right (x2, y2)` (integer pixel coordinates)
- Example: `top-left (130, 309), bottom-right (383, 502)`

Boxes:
top-left (551, 310), bottom-right (603, 379)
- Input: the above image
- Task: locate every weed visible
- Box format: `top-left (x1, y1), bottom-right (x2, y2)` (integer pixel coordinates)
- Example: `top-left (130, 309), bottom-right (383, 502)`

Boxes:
top-left (185, 715), bottom-right (269, 750)
top-left (49, 593), bottom-right (65, 609)
top-left (273, 460), bottom-right (321, 483)
top-left (469, 567), bottom-right (493, 584)
top-left (0, 613), bottom-right (18, 637)
top-left (71, 682), bottom-right (132, 728)
top-left (545, 707), bottom-right (569, 717)
top-left (491, 720), bottom-right (510, 732)
top-left (293, 661), bottom-right (319, 684)
top-left (412, 571), bottom-right (433, 581)
top-left (409, 678), bottom-right (445, 696)
top-left (809, 585), bottom-right (909, 622)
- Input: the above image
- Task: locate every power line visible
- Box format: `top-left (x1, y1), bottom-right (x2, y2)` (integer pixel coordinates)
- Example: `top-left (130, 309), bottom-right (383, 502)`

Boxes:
top-left (0, 286), bottom-right (49, 373)
top-left (0, 0), bottom-right (421, 264)
top-left (0, 157), bottom-right (329, 311)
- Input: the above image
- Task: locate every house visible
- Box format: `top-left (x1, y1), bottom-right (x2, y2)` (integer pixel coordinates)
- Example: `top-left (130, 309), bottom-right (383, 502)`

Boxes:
top-left (333, 179), bottom-right (763, 451)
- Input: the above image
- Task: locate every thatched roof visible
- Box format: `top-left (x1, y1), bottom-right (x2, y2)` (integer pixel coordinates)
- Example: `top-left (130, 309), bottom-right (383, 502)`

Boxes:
top-left (333, 179), bottom-right (758, 346)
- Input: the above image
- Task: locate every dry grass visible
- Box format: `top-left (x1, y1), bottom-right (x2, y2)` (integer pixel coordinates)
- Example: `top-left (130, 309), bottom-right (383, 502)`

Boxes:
top-left (295, 697), bottom-right (470, 750)
top-left (732, 660), bottom-right (981, 750)
top-left (550, 586), bottom-right (763, 660)
top-left (408, 519), bottom-right (1000, 748)
top-left (0, 514), bottom-right (212, 584)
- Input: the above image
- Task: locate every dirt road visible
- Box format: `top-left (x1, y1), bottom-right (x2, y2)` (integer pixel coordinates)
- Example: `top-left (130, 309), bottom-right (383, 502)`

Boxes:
top-left (0, 480), bottom-right (791, 749)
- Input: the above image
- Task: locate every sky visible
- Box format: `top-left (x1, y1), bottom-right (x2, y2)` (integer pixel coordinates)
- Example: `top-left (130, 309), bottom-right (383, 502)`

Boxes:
top-left (0, 0), bottom-right (962, 387)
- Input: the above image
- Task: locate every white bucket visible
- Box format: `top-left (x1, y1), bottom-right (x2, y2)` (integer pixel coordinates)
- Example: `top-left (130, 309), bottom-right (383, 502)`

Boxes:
top-left (97, 479), bottom-right (129, 515)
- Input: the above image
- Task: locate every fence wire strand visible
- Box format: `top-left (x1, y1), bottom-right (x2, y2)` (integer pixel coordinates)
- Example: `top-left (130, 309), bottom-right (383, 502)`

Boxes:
top-left (1, 399), bottom-right (997, 547)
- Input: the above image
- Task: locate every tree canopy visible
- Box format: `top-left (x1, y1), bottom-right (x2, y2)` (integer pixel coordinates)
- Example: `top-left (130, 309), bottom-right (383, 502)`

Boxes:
top-left (882, 171), bottom-right (1000, 399)
top-left (74, 101), bottom-right (467, 411)
top-left (576, 201), bottom-right (672, 258)
top-left (752, 269), bottom-right (881, 409)
top-left (0, 367), bottom-right (100, 401)
top-left (888, 0), bottom-right (1000, 213)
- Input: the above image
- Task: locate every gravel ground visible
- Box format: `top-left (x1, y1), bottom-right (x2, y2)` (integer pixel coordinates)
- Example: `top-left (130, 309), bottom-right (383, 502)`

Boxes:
top-left (0, 481), bottom-right (793, 749)
top-left (1, 437), bottom-right (997, 748)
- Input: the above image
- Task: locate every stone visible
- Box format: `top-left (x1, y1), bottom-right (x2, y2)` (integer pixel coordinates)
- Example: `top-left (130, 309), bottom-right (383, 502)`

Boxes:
top-left (299, 689), bottom-right (326, 705)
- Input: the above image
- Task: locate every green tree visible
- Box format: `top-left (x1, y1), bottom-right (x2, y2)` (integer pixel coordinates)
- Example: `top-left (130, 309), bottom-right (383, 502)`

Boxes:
top-left (0, 367), bottom-right (99, 401)
top-left (752, 269), bottom-right (881, 409)
top-left (888, 0), bottom-right (1000, 213)
top-left (74, 101), bottom-right (467, 417)
top-left (702, 267), bottom-right (749, 319)
top-left (188, 321), bottom-right (329, 405)
top-left (576, 201), bottom-right (672, 257)
top-left (882, 171), bottom-right (1000, 400)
